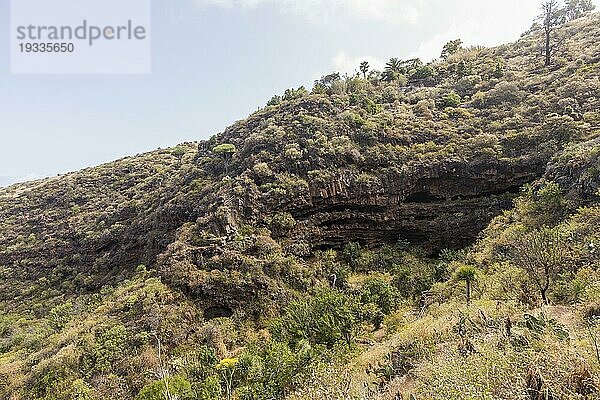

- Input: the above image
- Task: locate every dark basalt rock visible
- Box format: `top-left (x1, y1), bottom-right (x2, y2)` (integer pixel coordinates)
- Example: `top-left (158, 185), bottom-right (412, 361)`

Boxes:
top-left (204, 306), bottom-right (234, 320)
top-left (290, 158), bottom-right (545, 252)
top-left (155, 147), bottom-right (550, 314)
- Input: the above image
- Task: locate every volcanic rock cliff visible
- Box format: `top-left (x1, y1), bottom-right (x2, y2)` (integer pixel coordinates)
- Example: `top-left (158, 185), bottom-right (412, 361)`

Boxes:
top-left (1, 13), bottom-right (599, 316)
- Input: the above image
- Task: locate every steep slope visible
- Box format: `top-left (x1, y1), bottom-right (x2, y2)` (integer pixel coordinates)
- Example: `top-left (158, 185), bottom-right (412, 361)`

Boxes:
top-left (0, 12), bottom-right (598, 400)
top-left (0, 144), bottom-right (205, 309)
top-left (158, 13), bottom-right (599, 313)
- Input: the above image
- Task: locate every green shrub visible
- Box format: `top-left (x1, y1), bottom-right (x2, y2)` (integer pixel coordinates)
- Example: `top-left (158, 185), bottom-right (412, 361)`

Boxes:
top-left (267, 95), bottom-right (281, 106)
top-left (213, 143), bottom-right (237, 154)
top-left (136, 375), bottom-right (193, 400)
top-left (196, 375), bottom-right (222, 399)
top-left (392, 257), bottom-right (441, 300)
top-left (473, 81), bottom-right (523, 107)
top-left (174, 345), bottom-right (219, 383)
top-left (266, 212), bottom-right (297, 236)
top-left (453, 74), bottom-right (481, 96)
top-left (48, 301), bottom-right (74, 330)
top-left (282, 86), bottom-right (309, 101)
top-left (70, 379), bottom-right (95, 400)
top-left (236, 340), bottom-right (313, 400)
top-left (444, 107), bottom-right (473, 119)
top-left (84, 324), bottom-right (128, 374)
top-left (29, 363), bottom-right (78, 400)
top-left (358, 277), bottom-right (401, 328)
top-left (410, 65), bottom-right (435, 81)
top-left (359, 277), bottom-right (400, 316)
top-left (381, 86), bottom-right (400, 103)
top-left (438, 91), bottom-right (462, 108)
top-left (272, 289), bottom-right (358, 348)
top-left (414, 99), bottom-right (437, 119)
top-left (319, 249), bottom-right (349, 288)
top-left (517, 181), bottom-right (566, 228)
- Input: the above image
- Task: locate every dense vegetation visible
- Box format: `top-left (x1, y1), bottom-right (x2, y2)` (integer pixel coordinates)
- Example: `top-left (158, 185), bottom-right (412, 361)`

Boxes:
top-left (1, 8), bottom-right (599, 400)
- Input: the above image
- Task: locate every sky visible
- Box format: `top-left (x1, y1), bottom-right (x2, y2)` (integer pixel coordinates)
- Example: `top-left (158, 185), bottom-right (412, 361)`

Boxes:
top-left (1, 0), bottom-right (596, 187)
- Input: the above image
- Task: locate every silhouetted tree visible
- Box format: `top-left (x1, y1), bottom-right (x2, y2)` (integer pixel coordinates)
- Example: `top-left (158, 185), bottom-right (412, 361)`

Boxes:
top-left (493, 61), bottom-right (504, 78)
top-left (537, 0), bottom-right (565, 66)
top-left (454, 265), bottom-right (477, 305)
top-left (171, 146), bottom-right (186, 168)
top-left (213, 143), bottom-right (237, 174)
top-left (456, 60), bottom-right (471, 78)
top-left (410, 65), bottom-right (435, 82)
top-left (440, 39), bottom-right (463, 59)
top-left (267, 95), bottom-right (281, 106)
top-left (314, 72), bottom-right (341, 92)
top-left (403, 58), bottom-right (423, 70)
top-left (282, 86), bottom-right (308, 101)
top-left (382, 57), bottom-right (403, 82)
top-left (359, 61), bottom-right (370, 79)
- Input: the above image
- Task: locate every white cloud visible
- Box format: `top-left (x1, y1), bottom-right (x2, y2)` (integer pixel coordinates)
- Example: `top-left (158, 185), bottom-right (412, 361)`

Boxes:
top-left (194, 0), bottom-right (420, 24)
top-left (343, 0), bottom-right (419, 24)
top-left (409, 0), bottom-right (541, 62)
top-left (194, 0), bottom-right (597, 62)
top-left (331, 52), bottom-right (385, 75)
top-left (408, 22), bottom-right (472, 62)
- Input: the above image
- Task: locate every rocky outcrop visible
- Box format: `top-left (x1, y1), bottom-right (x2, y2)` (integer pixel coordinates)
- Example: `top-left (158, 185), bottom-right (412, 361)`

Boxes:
top-left (543, 137), bottom-right (600, 204)
top-left (155, 147), bottom-right (549, 317)
top-left (293, 157), bottom-right (545, 251)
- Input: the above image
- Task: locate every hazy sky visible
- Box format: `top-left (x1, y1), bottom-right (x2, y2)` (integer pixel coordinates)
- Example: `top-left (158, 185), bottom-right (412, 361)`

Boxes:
top-left (1, 0), bottom-right (596, 186)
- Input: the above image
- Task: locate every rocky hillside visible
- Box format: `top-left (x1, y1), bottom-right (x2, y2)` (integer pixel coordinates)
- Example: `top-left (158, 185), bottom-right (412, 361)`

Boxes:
top-left (0, 12), bottom-right (599, 400)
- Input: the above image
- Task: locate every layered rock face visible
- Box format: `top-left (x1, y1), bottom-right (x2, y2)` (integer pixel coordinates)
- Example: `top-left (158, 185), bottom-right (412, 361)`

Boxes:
top-left (294, 158), bottom-right (545, 251)
top-left (153, 142), bottom-right (551, 315)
